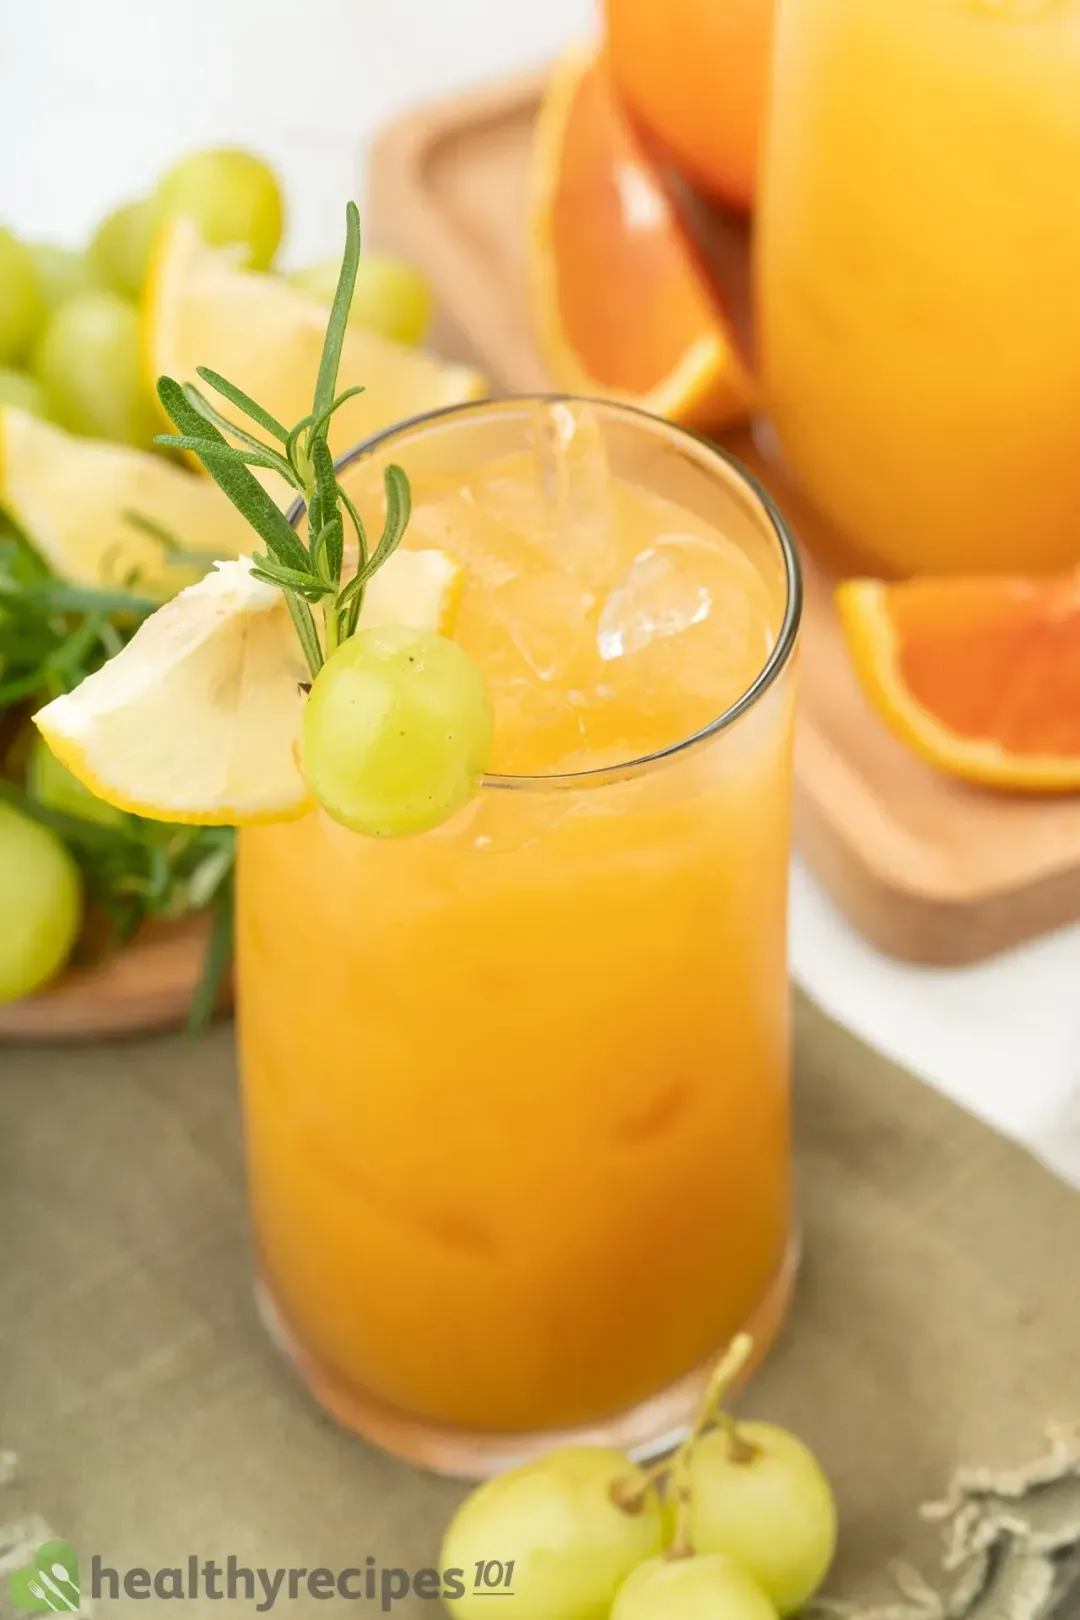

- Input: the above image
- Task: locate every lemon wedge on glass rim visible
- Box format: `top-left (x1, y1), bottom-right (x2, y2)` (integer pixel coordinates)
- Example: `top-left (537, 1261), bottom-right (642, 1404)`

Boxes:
top-left (33, 548), bottom-right (463, 826)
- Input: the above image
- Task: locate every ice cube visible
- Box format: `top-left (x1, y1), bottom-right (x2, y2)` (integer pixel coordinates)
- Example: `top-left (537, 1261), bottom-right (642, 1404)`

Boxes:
top-left (527, 400), bottom-right (620, 584)
top-left (598, 537), bottom-right (717, 661)
top-left (596, 533), bottom-right (775, 706)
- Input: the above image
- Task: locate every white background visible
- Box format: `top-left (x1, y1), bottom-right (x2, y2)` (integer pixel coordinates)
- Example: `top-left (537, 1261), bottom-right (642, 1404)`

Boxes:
top-left (2, 0), bottom-right (1078, 1182)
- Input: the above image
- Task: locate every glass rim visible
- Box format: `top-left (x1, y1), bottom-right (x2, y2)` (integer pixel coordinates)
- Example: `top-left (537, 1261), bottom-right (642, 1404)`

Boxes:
top-left (288, 394), bottom-right (803, 794)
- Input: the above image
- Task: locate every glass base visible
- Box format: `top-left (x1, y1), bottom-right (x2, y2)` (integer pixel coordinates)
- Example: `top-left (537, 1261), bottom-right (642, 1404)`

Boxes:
top-left (255, 1239), bottom-right (798, 1480)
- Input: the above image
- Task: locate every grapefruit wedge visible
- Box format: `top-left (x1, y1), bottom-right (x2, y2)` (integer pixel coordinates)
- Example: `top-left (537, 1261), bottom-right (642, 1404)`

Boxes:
top-left (837, 571), bottom-right (1080, 792)
top-left (529, 44), bottom-right (753, 431)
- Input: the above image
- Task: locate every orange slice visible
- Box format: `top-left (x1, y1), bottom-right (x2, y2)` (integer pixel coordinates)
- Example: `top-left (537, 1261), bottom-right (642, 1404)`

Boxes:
top-left (837, 571), bottom-right (1080, 791)
top-left (529, 43), bottom-right (753, 431)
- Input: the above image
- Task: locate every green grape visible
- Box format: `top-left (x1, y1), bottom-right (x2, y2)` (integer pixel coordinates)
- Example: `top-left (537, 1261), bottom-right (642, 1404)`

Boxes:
top-left (441, 1447), bottom-right (665, 1620)
top-left (30, 242), bottom-right (99, 310)
top-left (288, 253), bottom-right (433, 346)
top-left (28, 735), bottom-right (126, 828)
top-left (154, 147), bottom-right (283, 270)
top-left (0, 367), bottom-right (49, 418)
top-left (0, 227), bottom-right (45, 364)
top-left (686, 1423), bottom-right (837, 1617)
top-left (32, 289), bottom-right (159, 448)
top-left (0, 802), bottom-right (82, 1003)
top-left (301, 626), bottom-right (493, 838)
top-left (87, 198), bottom-right (156, 300)
top-left (612, 1552), bottom-right (779, 1620)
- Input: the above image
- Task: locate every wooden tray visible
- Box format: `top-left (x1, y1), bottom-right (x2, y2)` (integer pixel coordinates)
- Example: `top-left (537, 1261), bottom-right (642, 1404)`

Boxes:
top-left (0, 914), bottom-right (224, 1043)
top-left (367, 70), bottom-right (1080, 966)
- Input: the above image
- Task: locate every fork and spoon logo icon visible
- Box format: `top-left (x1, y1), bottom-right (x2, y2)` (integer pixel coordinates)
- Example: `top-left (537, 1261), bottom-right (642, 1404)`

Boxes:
top-left (6, 1539), bottom-right (81, 1613)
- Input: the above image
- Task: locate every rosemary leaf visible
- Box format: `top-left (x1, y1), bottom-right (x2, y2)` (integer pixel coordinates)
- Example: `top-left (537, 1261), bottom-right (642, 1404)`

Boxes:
top-left (285, 415), bottom-right (315, 485)
top-left (307, 384), bottom-right (366, 447)
top-left (248, 559), bottom-right (332, 595)
top-left (306, 486), bottom-right (323, 559)
top-left (156, 378), bottom-right (314, 577)
top-left (180, 384), bottom-right (298, 486)
top-left (310, 438), bottom-right (343, 580)
top-left (336, 465), bottom-right (412, 608)
top-left (0, 577), bottom-right (157, 617)
top-left (324, 516), bottom-right (344, 588)
top-left (311, 200), bottom-right (361, 436)
top-left (308, 520), bottom-right (341, 585)
top-left (338, 484), bottom-right (370, 635)
top-left (283, 591), bottom-right (323, 678)
top-left (378, 464), bottom-right (412, 560)
top-left (338, 485), bottom-right (369, 569)
top-left (195, 366), bottom-right (290, 443)
top-left (155, 433), bottom-right (292, 480)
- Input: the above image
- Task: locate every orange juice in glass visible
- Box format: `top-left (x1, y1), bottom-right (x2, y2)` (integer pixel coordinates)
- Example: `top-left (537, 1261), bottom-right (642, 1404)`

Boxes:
top-left (757, 0), bottom-right (1080, 578)
top-left (237, 399), bottom-right (800, 1476)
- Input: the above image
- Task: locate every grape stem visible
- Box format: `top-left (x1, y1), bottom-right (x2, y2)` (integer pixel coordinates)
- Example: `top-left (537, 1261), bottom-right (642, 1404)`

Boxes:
top-left (610, 1333), bottom-right (756, 1531)
top-left (665, 1332), bottom-right (755, 1560)
top-left (719, 1409), bottom-right (760, 1465)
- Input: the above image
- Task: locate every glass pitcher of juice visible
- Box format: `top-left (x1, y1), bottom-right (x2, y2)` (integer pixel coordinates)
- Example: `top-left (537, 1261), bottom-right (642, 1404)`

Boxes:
top-left (236, 398), bottom-right (800, 1476)
top-left (757, 0), bottom-right (1080, 578)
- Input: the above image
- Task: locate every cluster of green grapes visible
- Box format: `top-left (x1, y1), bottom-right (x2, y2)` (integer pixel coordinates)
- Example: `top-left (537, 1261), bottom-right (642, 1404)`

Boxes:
top-left (0, 145), bottom-right (432, 449)
top-left (440, 1338), bottom-right (837, 1620)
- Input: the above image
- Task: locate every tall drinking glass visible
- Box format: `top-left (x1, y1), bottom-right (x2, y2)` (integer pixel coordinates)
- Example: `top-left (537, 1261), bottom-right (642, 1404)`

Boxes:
top-left (758, 0), bottom-right (1080, 578)
top-left (236, 398), bottom-right (801, 1477)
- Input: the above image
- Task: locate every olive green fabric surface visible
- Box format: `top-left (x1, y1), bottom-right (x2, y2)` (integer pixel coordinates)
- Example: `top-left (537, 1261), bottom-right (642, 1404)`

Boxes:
top-left (2, 995), bottom-right (1079, 1616)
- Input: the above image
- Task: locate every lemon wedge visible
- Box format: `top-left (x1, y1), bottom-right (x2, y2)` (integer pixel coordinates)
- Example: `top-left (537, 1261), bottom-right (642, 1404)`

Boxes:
top-left (0, 406), bottom-right (252, 591)
top-left (33, 547), bottom-right (463, 826)
top-left (144, 218), bottom-right (486, 501)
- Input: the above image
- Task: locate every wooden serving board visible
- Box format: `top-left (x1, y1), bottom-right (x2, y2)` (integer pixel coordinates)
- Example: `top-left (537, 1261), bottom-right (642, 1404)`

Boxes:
top-left (366, 69), bottom-right (1080, 966)
top-left (0, 914), bottom-right (225, 1043)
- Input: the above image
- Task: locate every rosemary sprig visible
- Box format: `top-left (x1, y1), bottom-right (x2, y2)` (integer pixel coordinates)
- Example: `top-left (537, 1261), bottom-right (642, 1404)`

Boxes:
top-left (153, 200), bottom-right (412, 681)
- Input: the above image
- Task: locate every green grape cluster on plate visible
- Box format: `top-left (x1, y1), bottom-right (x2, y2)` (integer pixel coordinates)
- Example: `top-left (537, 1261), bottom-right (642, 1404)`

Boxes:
top-left (439, 1336), bottom-right (838, 1620)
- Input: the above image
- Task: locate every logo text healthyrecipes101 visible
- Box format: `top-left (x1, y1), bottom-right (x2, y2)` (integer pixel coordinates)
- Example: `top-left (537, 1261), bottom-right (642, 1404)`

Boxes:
top-left (90, 1554), bottom-right (515, 1611)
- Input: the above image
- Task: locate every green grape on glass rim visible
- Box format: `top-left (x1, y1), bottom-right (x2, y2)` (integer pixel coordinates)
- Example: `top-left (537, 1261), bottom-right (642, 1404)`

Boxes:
top-left (0, 367), bottom-right (49, 419)
top-left (611, 1551), bottom-right (779, 1620)
top-left (301, 626), bottom-right (493, 838)
top-left (28, 734), bottom-right (127, 829)
top-left (154, 147), bottom-right (283, 270)
top-left (685, 1422), bottom-right (837, 1617)
top-left (88, 198), bottom-right (156, 301)
top-left (0, 802), bottom-right (82, 1003)
top-left (30, 242), bottom-right (99, 310)
top-left (32, 289), bottom-right (159, 449)
top-left (441, 1447), bottom-right (665, 1620)
top-left (0, 227), bottom-right (45, 365)
top-left (288, 253), bottom-right (433, 347)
